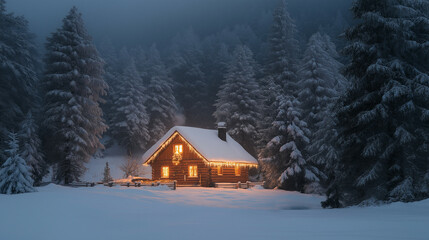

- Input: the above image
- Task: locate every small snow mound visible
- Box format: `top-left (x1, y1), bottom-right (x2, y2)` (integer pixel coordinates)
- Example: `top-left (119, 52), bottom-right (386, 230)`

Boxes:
top-left (251, 185), bottom-right (265, 190)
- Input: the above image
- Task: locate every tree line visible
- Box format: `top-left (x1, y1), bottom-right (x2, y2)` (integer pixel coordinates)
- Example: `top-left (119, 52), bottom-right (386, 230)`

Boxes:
top-left (0, 0), bottom-right (428, 208)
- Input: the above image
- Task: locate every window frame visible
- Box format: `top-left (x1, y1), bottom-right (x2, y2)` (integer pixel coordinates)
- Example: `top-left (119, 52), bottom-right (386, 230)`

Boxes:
top-left (173, 144), bottom-right (183, 154)
top-left (217, 166), bottom-right (223, 176)
top-left (234, 165), bottom-right (241, 176)
top-left (188, 165), bottom-right (198, 178)
top-left (161, 166), bottom-right (169, 178)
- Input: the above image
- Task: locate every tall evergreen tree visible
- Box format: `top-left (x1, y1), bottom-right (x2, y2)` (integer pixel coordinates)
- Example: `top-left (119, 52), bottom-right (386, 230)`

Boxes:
top-left (146, 44), bottom-right (177, 144)
top-left (109, 59), bottom-right (150, 155)
top-left (324, 0), bottom-right (429, 207)
top-left (42, 7), bottom-right (108, 184)
top-left (98, 38), bottom-right (119, 130)
top-left (298, 33), bottom-right (347, 183)
top-left (266, 0), bottom-right (299, 89)
top-left (0, 0), bottom-right (39, 164)
top-left (0, 132), bottom-right (35, 194)
top-left (261, 94), bottom-right (320, 192)
top-left (214, 45), bottom-right (261, 157)
top-left (260, 0), bottom-right (322, 193)
top-left (259, 0), bottom-right (300, 147)
top-left (20, 112), bottom-right (47, 185)
top-left (201, 42), bottom-right (232, 127)
top-left (257, 75), bottom-right (280, 149)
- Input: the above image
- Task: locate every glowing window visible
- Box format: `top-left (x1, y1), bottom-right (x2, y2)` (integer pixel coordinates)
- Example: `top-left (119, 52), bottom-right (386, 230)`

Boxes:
top-left (174, 144), bottom-right (183, 154)
top-left (235, 165), bottom-right (241, 176)
top-left (189, 165), bottom-right (198, 177)
top-left (217, 166), bottom-right (223, 176)
top-left (162, 166), bottom-right (169, 178)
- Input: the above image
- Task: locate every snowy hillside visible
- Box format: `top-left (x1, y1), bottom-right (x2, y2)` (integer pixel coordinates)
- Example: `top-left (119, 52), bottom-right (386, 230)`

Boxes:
top-left (0, 184), bottom-right (428, 240)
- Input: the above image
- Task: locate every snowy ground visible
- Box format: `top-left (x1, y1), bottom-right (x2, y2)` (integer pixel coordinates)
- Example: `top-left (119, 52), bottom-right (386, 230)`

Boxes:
top-left (0, 184), bottom-right (428, 240)
top-left (82, 144), bottom-right (152, 182)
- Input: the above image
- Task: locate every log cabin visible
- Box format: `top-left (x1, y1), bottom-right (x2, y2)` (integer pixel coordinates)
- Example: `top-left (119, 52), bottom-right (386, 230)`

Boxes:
top-left (142, 123), bottom-right (258, 187)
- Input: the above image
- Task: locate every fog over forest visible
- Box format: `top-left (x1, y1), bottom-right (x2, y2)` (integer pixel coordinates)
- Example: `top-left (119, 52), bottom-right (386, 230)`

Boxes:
top-left (2, 0), bottom-right (428, 209)
top-left (8, 0), bottom-right (353, 48)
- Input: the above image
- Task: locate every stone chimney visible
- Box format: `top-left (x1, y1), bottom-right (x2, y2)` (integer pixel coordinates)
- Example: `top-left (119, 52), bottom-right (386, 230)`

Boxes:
top-left (217, 122), bottom-right (227, 141)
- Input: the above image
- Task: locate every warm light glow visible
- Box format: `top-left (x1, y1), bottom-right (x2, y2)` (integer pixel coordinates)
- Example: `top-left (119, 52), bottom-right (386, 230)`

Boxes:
top-left (162, 166), bottom-right (169, 178)
top-left (235, 165), bottom-right (241, 176)
top-left (144, 131), bottom-right (259, 168)
top-left (217, 166), bottom-right (223, 175)
top-left (209, 161), bottom-right (258, 168)
top-left (174, 144), bottom-right (183, 154)
top-left (189, 165), bottom-right (198, 177)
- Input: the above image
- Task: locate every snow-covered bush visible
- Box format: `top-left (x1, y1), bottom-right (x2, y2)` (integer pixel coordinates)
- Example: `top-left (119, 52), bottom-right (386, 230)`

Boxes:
top-left (0, 132), bottom-right (35, 194)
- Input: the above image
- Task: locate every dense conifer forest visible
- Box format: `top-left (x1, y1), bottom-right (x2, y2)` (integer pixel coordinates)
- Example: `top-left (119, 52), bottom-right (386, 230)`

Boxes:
top-left (1, 0), bottom-right (428, 207)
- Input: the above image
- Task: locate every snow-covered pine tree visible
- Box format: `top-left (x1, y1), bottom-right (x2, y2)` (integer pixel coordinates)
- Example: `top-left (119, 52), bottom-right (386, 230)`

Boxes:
top-left (323, 0), bottom-right (429, 207)
top-left (257, 75), bottom-right (280, 149)
top-left (202, 42), bottom-right (232, 127)
top-left (98, 38), bottom-right (119, 130)
top-left (145, 44), bottom-right (178, 144)
top-left (19, 112), bottom-right (47, 186)
top-left (214, 45), bottom-right (261, 157)
top-left (0, 132), bottom-right (35, 194)
top-left (260, 0), bottom-right (320, 193)
top-left (0, 0), bottom-right (39, 164)
top-left (298, 32), bottom-right (347, 190)
top-left (109, 59), bottom-right (150, 155)
top-left (266, 0), bottom-right (299, 89)
top-left (42, 7), bottom-right (108, 184)
top-left (102, 162), bottom-right (113, 183)
top-left (117, 47), bottom-right (133, 72)
top-left (259, 0), bottom-right (300, 148)
top-left (133, 46), bottom-right (149, 81)
top-left (261, 94), bottom-right (321, 192)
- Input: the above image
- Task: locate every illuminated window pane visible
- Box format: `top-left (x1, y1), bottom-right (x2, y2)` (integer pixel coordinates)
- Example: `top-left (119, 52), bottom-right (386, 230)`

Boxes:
top-left (162, 166), bottom-right (169, 178)
top-left (217, 166), bottom-right (223, 175)
top-left (189, 165), bottom-right (198, 177)
top-left (174, 144), bottom-right (183, 154)
top-left (234, 166), bottom-right (241, 176)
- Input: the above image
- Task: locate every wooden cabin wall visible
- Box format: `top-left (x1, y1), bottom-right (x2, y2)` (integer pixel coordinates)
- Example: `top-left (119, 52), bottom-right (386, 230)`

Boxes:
top-left (150, 134), bottom-right (250, 187)
top-left (151, 135), bottom-right (210, 186)
top-left (210, 166), bottom-right (249, 184)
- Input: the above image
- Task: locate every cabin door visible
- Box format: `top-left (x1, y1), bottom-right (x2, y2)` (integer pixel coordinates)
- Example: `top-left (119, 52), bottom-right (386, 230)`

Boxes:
top-left (183, 165), bottom-right (199, 185)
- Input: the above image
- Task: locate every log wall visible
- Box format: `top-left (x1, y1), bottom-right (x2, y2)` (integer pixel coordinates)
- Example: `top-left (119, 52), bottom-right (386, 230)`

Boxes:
top-left (150, 134), bottom-right (249, 187)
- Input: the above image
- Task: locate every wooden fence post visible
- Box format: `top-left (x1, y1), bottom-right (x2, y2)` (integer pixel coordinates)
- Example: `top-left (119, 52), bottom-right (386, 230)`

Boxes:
top-left (237, 181), bottom-right (241, 189)
top-left (173, 180), bottom-right (177, 190)
top-left (246, 181), bottom-right (250, 189)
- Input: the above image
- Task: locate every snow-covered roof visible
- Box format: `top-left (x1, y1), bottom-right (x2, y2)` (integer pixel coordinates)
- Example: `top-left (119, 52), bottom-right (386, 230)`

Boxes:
top-left (142, 126), bottom-right (258, 166)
